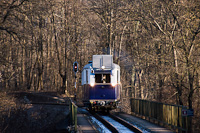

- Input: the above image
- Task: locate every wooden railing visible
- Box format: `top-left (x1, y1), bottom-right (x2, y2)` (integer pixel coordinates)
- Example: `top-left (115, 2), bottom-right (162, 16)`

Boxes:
top-left (130, 98), bottom-right (190, 132)
top-left (69, 99), bottom-right (77, 132)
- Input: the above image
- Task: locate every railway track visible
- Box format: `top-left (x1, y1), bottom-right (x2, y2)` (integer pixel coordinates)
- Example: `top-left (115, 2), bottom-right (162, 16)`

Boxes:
top-left (109, 113), bottom-right (143, 133)
top-left (89, 110), bottom-right (142, 133)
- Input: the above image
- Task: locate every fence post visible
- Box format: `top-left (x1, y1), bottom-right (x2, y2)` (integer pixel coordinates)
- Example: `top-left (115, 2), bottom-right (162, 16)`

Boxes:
top-left (74, 105), bottom-right (77, 132)
top-left (70, 99), bottom-right (77, 132)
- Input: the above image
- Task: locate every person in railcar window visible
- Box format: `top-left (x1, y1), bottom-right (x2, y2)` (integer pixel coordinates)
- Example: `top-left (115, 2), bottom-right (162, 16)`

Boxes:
top-left (102, 75), bottom-right (106, 83)
top-left (95, 74), bottom-right (110, 83)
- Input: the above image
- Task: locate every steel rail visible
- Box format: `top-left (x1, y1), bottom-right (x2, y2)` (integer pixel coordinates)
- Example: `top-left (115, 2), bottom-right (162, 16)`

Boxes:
top-left (90, 111), bottom-right (120, 133)
top-left (109, 113), bottom-right (143, 133)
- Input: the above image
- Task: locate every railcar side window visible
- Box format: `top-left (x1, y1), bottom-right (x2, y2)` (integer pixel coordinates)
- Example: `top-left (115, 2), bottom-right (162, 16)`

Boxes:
top-left (86, 70), bottom-right (88, 83)
top-left (117, 70), bottom-right (119, 83)
top-left (95, 74), bottom-right (110, 83)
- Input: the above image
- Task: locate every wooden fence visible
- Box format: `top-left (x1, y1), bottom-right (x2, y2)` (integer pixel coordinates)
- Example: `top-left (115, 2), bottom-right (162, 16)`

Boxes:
top-left (130, 99), bottom-right (190, 132)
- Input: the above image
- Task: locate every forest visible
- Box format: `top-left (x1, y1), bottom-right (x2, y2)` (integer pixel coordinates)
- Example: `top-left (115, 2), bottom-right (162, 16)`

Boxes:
top-left (0, 0), bottom-right (200, 131)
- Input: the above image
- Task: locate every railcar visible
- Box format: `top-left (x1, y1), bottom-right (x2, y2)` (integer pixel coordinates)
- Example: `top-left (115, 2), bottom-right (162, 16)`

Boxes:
top-left (81, 55), bottom-right (121, 111)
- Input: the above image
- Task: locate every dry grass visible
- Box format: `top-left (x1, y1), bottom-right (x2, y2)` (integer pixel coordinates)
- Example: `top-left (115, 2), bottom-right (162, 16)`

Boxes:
top-left (0, 91), bottom-right (19, 132)
top-left (0, 92), bottom-right (17, 112)
top-left (0, 91), bottom-right (69, 133)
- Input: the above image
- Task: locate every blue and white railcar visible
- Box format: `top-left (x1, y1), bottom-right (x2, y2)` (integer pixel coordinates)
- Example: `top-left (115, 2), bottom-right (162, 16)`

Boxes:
top-left (81, 55), bottom-right (121, 110)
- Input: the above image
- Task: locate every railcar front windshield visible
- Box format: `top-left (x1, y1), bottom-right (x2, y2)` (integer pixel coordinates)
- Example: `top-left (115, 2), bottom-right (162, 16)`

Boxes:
top-left (95, 74), bottom-right (110, 83)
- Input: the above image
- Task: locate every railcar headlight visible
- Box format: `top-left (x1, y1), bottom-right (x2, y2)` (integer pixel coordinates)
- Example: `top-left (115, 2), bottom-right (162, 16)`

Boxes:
top-left (90, 83), bottom-right (95, 87)
top-left (112, 83), bottom-right (116, 87)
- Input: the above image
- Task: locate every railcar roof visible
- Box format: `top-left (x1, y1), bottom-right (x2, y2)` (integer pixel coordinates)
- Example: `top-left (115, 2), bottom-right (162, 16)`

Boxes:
top-left (82, 63), bottom-right (120, 70)
top-left (112, 63), bottom-right (120, 69)
top-left (83, 63), bottom-right (92, 69)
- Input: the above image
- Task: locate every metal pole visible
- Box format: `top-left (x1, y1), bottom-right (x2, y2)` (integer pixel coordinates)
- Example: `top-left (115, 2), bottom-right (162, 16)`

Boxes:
top-left (74, 73), bottom-right (77, 101)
